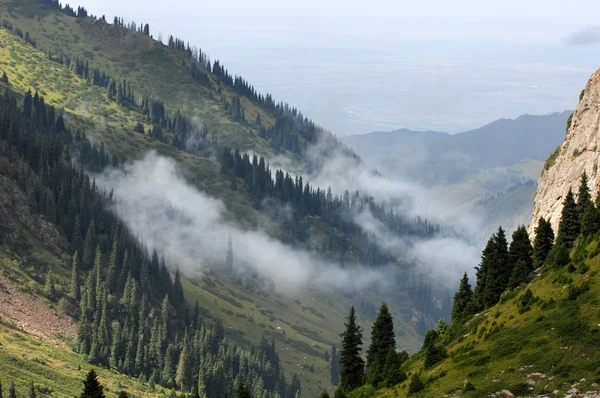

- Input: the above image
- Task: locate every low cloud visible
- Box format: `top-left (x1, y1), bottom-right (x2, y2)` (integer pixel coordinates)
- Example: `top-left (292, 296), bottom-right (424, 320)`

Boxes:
top-left (95, 152), bottom-right (430, 292)
top-left (564, 25), bottom-right (600, 45)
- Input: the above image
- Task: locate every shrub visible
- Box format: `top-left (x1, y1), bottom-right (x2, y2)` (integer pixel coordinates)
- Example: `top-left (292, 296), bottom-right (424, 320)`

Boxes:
top-left (408, 374), bottom-right (425, 394)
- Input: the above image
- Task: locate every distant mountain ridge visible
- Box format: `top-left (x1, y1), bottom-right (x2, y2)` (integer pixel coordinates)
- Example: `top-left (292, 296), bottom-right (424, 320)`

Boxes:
top-left (343, 112), bottom-right (571, 186)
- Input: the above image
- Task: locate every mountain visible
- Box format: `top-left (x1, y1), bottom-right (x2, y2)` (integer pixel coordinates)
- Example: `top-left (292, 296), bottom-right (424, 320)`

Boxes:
top-left (0, 1), bottom-right (458, 396)
top-left (342, 113), bottom-right (570, 240)
top-left (343, 112), bottom-right (570, 186)
top-left (339, 70), bottom-right (600, 397)
top-left (531, 70), bottom-right (600, 237)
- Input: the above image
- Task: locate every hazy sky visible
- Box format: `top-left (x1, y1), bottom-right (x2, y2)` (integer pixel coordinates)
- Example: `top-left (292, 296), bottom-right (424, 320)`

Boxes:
top-left (76, 0), bottom-right (600, 135)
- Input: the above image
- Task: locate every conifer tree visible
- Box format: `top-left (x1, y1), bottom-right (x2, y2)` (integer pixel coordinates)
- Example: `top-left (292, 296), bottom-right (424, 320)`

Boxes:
top-left (473, 236), bottom-right (494, 307)
top-left (44, 268), bottom-right (56, 299)
top-left (508, 226), bottom-right (533, 288)
top-left (80, 369), bottom-right (105, 398)
top-left (70, 251), bottom-right (81, 301)
top-left (365, 303), bottom-right (395, 385)
top-left (9, 383), bottom-right (15, 398)
top-left (483, 227), bottom-right (510, 307)
top-left (451, 273), bottom-right (473, 324)
top-left (235, 376), bottom-right (251, 398)
top-left (557, 188), bottom-right (580, 248)
top-left (339, 306), bottom-right (364, 391)
top-left (577, 171), bottom-right (592, 218)
top-left (580, 201), bottom-right (600, 238)
top-left (533, 217), bottom-right (554, 267)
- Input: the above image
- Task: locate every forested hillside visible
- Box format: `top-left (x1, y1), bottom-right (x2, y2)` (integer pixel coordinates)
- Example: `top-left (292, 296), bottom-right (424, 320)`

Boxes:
top-left (0, 1), bottom-right (464, 396)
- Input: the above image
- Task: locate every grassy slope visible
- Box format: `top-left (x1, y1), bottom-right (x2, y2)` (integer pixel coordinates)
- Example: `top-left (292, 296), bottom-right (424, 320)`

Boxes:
top-left (353, 240), bottom-right (600, 398)
top-left (0, 0), bottom-right (279, 156)
top-left (0, 22), bottom-right (424, 397)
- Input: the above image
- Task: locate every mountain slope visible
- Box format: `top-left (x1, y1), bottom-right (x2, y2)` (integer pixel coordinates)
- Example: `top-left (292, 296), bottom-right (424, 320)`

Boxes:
top-left (531, 70), bottom-right (600, 237)
top-left (343, 112), bottom-right (570, 186)
top-left (0, 4), bottom-right (449, 396)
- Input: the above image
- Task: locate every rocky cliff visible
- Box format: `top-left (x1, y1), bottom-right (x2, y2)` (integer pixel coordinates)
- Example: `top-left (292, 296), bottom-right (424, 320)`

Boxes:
top-left (530, 69), bottom-right (600, 237)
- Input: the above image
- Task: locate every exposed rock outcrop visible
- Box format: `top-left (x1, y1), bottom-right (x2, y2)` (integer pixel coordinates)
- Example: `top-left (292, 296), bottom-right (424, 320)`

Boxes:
top-left (530, 69), bottom-right (600, 237)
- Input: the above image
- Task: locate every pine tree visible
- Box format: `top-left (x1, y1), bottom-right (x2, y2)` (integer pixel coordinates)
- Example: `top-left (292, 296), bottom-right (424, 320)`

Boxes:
top-left (508, 226), bottom-right (533, 288)
top-left (365, 303), bottom-right (395, 385)
top-left (577, 171), bottom-right (592, 218)
top-left (329, 344), bottom-right (340, 386)
top-left (473, 236), bottom-right (494, 307)
top-left (339, 306), bottom-right (364, 391)
top-left (483, 227), bottom-right (511, 307)
top-left (320, 392), bottom-right (331, 398)
top-left (80, 369), bottom-right (105, 398)
top-left (70, 251), bottom-right (81, 301)
top-left (44, 268), bottom-right (56, 299)
top-left (532, 217), bottom-right (554, 267)
top-left (451, 273), bottom-right (473, 324)
top-left (580, 201), bottom-right (600, 238)
top-left (235, 376), bottom-right (251, 398)
top-left (557, 188), bottom-right (580, 248)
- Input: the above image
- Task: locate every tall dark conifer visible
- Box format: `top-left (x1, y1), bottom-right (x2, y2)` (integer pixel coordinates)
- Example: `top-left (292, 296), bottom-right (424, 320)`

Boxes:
top-left (533, 217), bottom-right (554, 267)
top-left (80, 369), bottom-right (105, 398)
top-left (508, 226), bottom-right (534, 288)
top-left (365, 303), bottom-right (395, 385)
top-left (577, 171), bottom-right (592, 218)
top-left (483, 227), bottom-right (510, 307)
top-left (339, 306), bottom-right (364, 391)
top-left (451, 273), bottom-right (473, 324)
top-left (557, 188), bottom-right (580, 248)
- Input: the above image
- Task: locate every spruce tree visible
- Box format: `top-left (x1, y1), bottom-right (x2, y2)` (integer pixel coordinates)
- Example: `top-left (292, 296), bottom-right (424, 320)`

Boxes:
top-left (80, 369), bottom-right (105, 398)
top-left (339, 306), bottom-right (364, 391)
top-left (577, 171), bottom-right (592, 218)
top-left (473, 236), bottom-right (494, 307)
top-left (365, 303), bottom-right (395, 385)
top-left (483, 227), bottom-right (510, 307)
top-left (557, 188), bottom-right (580, 248)
top-left (70, 251), bottom-right (81, 301)
top-left (44, 268), bottom-right (56, 299)
top-left (533, 217), bottom-right (554, 267)
top-left (580, 201), bottom-right (600, 238)
top-left (508, 226), bottom-right (533, 288)
top-left (235, 376), bottom-right (251, 398)
top-left (451, 273), bottom-right (473, 324)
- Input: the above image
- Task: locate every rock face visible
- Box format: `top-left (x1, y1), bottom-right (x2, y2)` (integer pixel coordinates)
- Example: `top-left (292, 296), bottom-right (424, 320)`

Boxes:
top-left (530, 69), bottom-right (600, 237)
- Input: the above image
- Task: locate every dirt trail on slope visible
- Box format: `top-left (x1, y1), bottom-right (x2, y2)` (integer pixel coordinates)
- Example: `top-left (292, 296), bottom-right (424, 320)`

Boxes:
top-left (0, 276), bottom-right (77, 347)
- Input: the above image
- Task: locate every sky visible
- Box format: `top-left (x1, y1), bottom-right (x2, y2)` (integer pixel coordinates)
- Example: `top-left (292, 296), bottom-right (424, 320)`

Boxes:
top-left (75, 0), bottom-right (600, 135)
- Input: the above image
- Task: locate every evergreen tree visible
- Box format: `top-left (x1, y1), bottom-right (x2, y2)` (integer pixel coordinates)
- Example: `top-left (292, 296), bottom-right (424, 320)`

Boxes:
top-left (580, 201), bottom-right (600, 238)
top-left (381, 349), bottom-right (407, 388)
top-left (532, 217), bottom-right (554, 267)
top-left (80, 369), bottom-right (105, 398)
top-left (236, 376), bottom-right (251, 398)
top-left (365, 303), bottom-right (395, 385)
top-left (577, 171), bottom-right (592, 218)
top-left (508, 226), bottom-right (533, 288)
top-left (9, 383), bottom-right (15, 398)
top-left (44, 268), bottom-right (56, 299)
top-left (557, 188), bottom-right (580, 248)
top-left (70, 251), bottom-right (81, 301)
top-left (482, 227), bottom-right (510, 307)
top-left (320, 392), bottom-right (331, 398)
top-left (339, 306), bottom-right (364, 391)
top-left (329, 344), bottom-right (340, 386)
top-left (451, 273), bottom-right (473, 324)
top-left (473, 236), bottom-right (494, 308)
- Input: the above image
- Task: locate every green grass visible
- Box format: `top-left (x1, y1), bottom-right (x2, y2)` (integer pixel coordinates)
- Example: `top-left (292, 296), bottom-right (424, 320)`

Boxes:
top-left (350, 239), bottom-right (600, 398)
